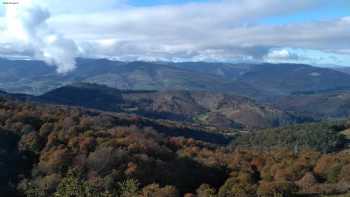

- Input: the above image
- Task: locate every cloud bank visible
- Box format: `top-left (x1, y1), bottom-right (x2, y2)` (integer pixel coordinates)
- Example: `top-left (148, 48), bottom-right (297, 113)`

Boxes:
top-left (0, 0), bottom-right (349, 68)
top-left (0, 0), bottom-right (78, 73)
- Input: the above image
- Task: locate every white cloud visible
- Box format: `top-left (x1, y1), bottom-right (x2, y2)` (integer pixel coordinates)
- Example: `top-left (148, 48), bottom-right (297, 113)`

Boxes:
top-left (264, 48), bottom-right (300, 62)
top-left (264, 48), bottom-right (350, 66)
top-left (0, 0), bottom-right (349, 66)
top-left (265, 49), bottom-right (292, 60)
top-left (0, 0), bottom-right (79, 73)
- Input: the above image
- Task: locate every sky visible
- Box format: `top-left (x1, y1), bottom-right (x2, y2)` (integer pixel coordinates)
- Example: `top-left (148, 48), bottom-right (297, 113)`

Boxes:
top-left (0, 0), bottom-right (349, 73)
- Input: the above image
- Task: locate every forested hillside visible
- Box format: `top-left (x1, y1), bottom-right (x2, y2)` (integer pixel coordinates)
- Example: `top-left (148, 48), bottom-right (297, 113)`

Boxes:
top-left (0, 97), bottom-right (349, 196)
top-left (36, 83), bottom-right (307, 129)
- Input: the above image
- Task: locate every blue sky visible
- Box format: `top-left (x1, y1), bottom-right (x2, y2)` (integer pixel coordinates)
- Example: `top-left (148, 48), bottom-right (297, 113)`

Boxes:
top-left (261, 0), bottom-right (350, 24)
top-left (130, 0), bottom-right (350, 25)
top-left (0, 0), bottom-right (349, 72)
top-left (128, 0), bottom-right (208, 6)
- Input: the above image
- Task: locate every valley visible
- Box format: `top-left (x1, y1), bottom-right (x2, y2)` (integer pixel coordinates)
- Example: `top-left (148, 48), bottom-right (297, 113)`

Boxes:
top-left (0, 59), bottom-right (350, 196)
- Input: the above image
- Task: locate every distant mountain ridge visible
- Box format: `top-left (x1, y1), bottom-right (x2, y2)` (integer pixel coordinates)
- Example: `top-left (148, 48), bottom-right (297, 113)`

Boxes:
top-left (237, 63), bottom-right (350, 96)
top-left (1, 58), bottom-right (350, 101)
top-left (0, 58), bottom-right (263, 98)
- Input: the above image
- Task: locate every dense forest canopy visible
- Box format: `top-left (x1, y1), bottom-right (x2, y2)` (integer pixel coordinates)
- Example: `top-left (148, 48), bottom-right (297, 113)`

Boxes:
top-left (0, 97), bottom-right (349, 196)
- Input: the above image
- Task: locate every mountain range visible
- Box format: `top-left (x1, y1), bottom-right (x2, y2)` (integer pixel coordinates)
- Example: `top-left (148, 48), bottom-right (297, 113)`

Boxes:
top-left (1, 58), bottom-right (350, 196)
top-left (35, 83), bottom-right (308, 129)
top-left (0, 83), bottom-right (305, 129)
top-left (1, 58), bottom-right (350, 100)
top-left (2, 58), bottom-right (350, 128)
